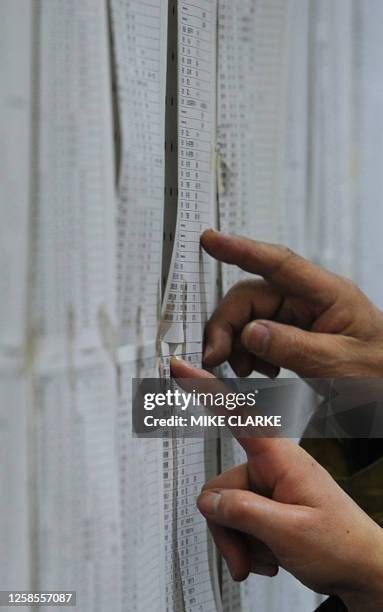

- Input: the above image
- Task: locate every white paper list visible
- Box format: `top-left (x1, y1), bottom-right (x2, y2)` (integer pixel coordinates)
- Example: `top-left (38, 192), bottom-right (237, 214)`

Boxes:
top-left (34, 355), bottom-right (121, 612)
top-left (0, 0), bottom-right (32, 353)
top-left (32, 0), bottom-right (116, 349)
top-left (307, 0), bottom-right (355, 276)
top-left (110, 0), bottom-right (168, 346)
top-left (161, 343), bottom-right (222, 612)
top-left (0, 365), bottom-right (30, 596)
top-left (161, 0), bottom-right (217, 345)
top-left (117, 344), bottom-right (165, 612)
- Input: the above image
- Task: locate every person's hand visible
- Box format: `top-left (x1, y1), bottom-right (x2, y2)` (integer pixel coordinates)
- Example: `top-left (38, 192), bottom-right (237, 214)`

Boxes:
top-left (201, 229), bottom-right (383, 378)
top-left (170, 360), bottom-right (383, 611)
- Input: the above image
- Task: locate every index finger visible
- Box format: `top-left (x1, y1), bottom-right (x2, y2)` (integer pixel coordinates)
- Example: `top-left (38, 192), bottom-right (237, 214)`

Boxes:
top-left (201, 230), bottom-right (340, 307)
top-left (170, 357), bottom-right (283, 458)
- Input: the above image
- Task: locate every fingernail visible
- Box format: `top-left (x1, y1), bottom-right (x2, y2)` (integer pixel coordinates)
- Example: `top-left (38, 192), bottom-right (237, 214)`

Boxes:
top-left (243, 322), bottom-right (270, 354)
top-left (202, 228), bottom-right (230, 238)
top-left (197, 491), bottom-right (221, 515)
top-left (170, 355), bottom-right (186, 370)
top-left (201, 228), bottom-right (217, 239)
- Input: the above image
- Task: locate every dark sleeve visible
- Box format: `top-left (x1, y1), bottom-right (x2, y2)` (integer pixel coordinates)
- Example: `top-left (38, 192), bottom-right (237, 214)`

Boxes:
top-left (314, 596), bottom-right (348, 611)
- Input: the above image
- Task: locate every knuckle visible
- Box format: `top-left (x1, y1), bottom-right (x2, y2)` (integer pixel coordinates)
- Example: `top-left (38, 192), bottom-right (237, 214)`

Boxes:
top-left (275, 244), bottom-right (297, 260)
top-left (226, 279), bottom-right (253, 299)
top-left (341, 276), bottom-right (359, 294)
top-left (269, 245), bottom-right (301, 279)
top-left (287, 508), bottom-right (315, 538)
top-left (221, 493), bottom-right (251, 523)
top-left (232, 279), bottom-right (252, 291)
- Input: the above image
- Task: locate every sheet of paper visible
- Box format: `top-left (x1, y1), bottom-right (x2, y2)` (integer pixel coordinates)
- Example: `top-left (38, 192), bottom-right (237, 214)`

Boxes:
top-left (117, 343), bottom-right (165, 612)
top-left (161, 343), bottom-right (222, 612)
top-left (161, 0), bottom-right (218, 345)
top-left (0, 0), bottom-right (32, 352)
top-left (259, 0), bottom-right (307, 256)
top-left (32, 0), bottom-right (116, 350)
top-left (29, 3), bottom-right (122, 608)
top-left (0, 4), bottom-right (33, 609)
top-left (240, 0), bottom-right (289, 246)
top-left (0, 363), bottom-right (30, 597)
top-left (34, 352), bottom-right (121, 612)
top-left (216, 0), bottom-right (308, 296)
top-left (216, 0), bottom-right (251, 292)
top-left (307, 0), bottom-right (356, 277)
top-left (277, 0), bottom-right (309, 256)
top-left (354, 0), bottom-right (383, 306)
top-left (110, 0), bottom-right (168, 346)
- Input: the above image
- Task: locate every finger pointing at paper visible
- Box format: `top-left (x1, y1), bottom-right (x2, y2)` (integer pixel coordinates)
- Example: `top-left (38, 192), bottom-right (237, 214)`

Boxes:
top-left (200, 229), bottom-right (383, 378)
top-left (170, 357), bottom-right (383, 611)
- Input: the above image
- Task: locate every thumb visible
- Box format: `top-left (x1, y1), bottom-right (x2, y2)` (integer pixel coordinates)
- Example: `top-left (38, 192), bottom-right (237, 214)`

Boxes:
top-left (197, 488), bottom-right (309, 550)
top-left (241, 319), bottom-right (348, 376)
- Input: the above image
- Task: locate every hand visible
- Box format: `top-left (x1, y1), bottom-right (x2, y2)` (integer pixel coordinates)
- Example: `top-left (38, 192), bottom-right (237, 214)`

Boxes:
top-left (201, 229), bottom-right (383, 377)
top-left (170, 360), bottom-right (383, 611)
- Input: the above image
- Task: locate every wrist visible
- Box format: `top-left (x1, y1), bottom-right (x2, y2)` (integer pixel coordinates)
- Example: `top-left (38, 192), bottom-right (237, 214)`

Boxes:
top-left (339, 534), bottom-right (383, 611)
